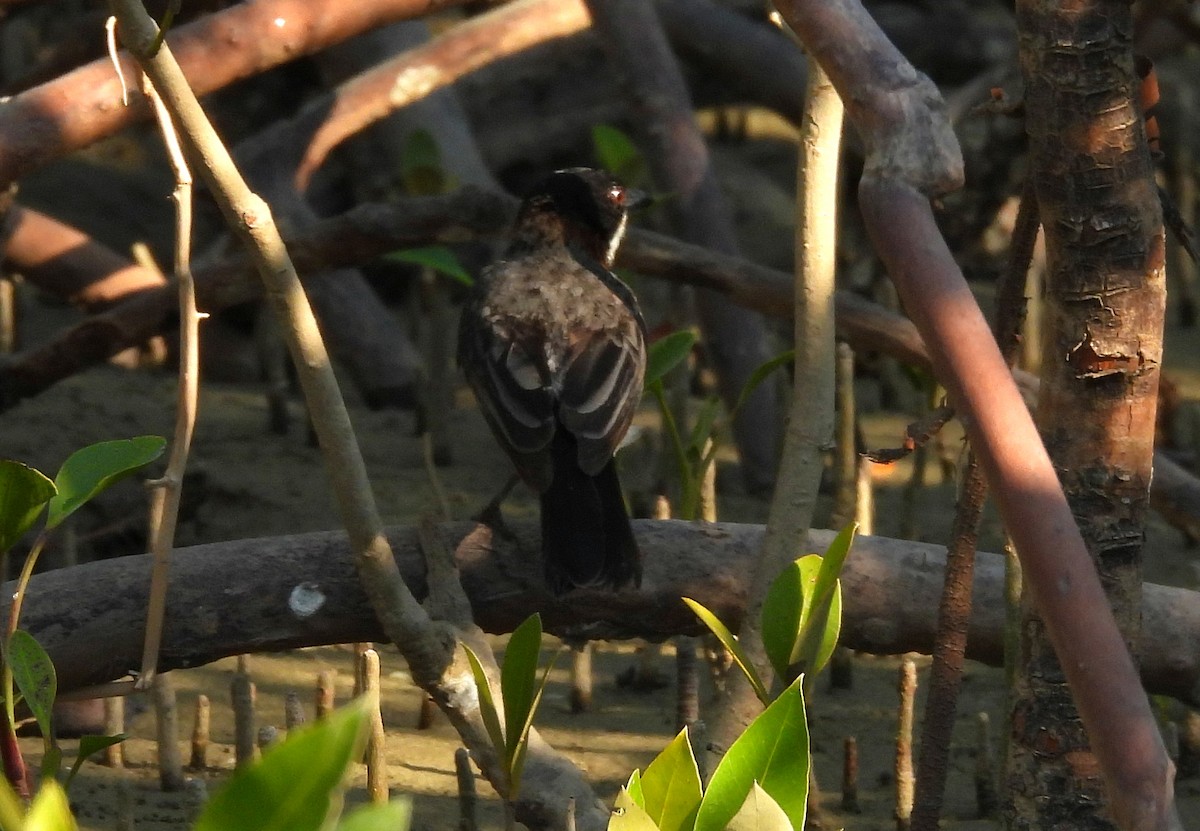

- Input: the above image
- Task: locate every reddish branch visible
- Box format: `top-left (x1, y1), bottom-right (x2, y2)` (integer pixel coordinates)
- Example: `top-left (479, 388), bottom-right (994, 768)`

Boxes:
top-left (911, 178), bottom-right (1038, 831)
top-left (3, 206), bottom-right (166, 310)
top-left (294, 0), bottom-right (589, 191)
top-left (0, 0), bottom-right (471, 190)
top-left (773, 1), bottom-right (1179, 828)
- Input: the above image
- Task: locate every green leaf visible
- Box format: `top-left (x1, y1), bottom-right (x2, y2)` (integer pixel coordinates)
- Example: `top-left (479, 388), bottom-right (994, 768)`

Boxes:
top-left (0, 461), bottom-right (56, 553)
top-left (194, 698), bottom-right (370, 831)
top-left (625, 769), bottom-right (646, 809)
top-left (9, 630), bottom-right (56, 741)
top-left (609, 786), bottom-right (661, 831)
top-left (25, 780), bottom-right (75, 831)
top-left (645, 331), bottom-right (697, 389)
top-left (46, 437), bottom-right (166, 530)
top-left (730, 351), bottom-right (793, 423)
top-left (508, 648), bottom-right (558, 798)
top-left (686, 398), bottom-right (722, 459)
top-left (695, 678), bottom-right (809, 831)
top-left (793, 524), bottom-right (855, 677)
top-left (384, 246), bottom-right (473, 286)
top-left (791, 560), bottom-right (842, 680)
top-left (501, 615), bottom-right (542, 762)
top-left (592, 125), bottom-right (646, 186)
top-left (66, 734), bottom-right (128, 786)
top-left (681, 598), bottom-right (769, 704)
top-left (726, 783), bottom-right (793, 831)
top-left (333, 799), bottom-right (413, 831)
top-left (399, 130), bottom-right (454, 196)
top-left (0, 776), bottom-right (25, 831)
top-left (40, 744), bottom-right (62, 782)
top-left (640, 729), bottom-right (702, 831)
top-left (461, 645), bottom-right (506, 770)
top-left (761, 560), bottom-right (805, 682)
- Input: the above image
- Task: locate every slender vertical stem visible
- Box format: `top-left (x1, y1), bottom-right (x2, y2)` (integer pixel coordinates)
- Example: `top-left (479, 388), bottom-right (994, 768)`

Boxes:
top-left (104, 696), bottom-right (125, 767)
top-left (895, 659), bottom-right (917, 831)
top-left (569, 643), bottom-right (593, 715)
top-left (138, 72), bottom-right (200, 689)
top-left (231, 669), bottom-right (257, 767)
top-left (316, 669), bottom-right (336, 720)
top-left (841, 736), bottom-right (859, 813)
top-left (188, 693), bottom-right (209, 770)
top-left (361, 648), bottom-right (388, 804)
top-left (284, 691), bottom-right (306, 733)
top-left (455, 747), bottom-right (478, 831)
top-left (153, 672), bottom-right (184, 791)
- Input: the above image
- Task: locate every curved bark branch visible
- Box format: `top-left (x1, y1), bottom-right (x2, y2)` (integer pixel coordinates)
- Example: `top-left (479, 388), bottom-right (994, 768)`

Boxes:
top-left (0, 0), bottom-right (470, 190)
top-left (13, 519), bottom-right (1199, 707)
top-left (774, 0), bottom-right (1178, 827)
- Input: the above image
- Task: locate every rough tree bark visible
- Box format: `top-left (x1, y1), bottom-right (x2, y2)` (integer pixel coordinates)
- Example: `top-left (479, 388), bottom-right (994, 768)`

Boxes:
top-left (1010, 2), bottom-right (1168, 828)
top-left (11, 520), bottom-right (1200, 706)
top-left (774, 0), bottom-right (1177, 827)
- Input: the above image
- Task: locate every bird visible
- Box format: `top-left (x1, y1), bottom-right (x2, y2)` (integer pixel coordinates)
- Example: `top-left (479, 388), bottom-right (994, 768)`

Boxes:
top-left (458, 168), bottom-right (647, 593)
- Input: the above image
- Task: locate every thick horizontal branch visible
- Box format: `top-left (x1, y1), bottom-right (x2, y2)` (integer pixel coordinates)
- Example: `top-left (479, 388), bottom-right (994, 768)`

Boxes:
top-left (0, 189), bottom-right (921, 404)
top-left (12, 519), bottom-right (1199, 705)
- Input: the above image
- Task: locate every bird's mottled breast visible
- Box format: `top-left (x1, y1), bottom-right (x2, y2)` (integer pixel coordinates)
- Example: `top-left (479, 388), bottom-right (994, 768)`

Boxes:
top-left (476, 249), bottom-right (637, 353)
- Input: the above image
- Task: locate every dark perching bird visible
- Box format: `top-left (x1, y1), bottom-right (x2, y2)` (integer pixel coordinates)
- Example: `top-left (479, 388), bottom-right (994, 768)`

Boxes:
top-left (458, 168), bottom-right (647, 593)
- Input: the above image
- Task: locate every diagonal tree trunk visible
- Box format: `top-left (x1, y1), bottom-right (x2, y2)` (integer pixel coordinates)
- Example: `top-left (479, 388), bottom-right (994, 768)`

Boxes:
top-left (1010, 1), bottom-right (1167, 827)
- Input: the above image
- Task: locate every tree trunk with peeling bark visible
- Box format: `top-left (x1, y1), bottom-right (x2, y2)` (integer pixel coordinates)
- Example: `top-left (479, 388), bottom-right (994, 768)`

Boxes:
top-left (1010, 1), bottom-right (1167, 827)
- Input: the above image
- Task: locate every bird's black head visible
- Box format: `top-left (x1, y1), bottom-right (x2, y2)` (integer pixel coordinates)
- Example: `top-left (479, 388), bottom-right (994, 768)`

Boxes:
top-left (513, 168), bottom-right (645, 266)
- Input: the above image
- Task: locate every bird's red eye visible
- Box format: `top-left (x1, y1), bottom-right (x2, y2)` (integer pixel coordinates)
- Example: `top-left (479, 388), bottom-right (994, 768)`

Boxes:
top-left (608, 185), bottom-right (625, 205)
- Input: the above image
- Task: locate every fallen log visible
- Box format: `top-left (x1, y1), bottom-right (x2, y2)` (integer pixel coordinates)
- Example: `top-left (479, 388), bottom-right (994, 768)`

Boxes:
top-left (11, 519), bottom-right (1198, 705)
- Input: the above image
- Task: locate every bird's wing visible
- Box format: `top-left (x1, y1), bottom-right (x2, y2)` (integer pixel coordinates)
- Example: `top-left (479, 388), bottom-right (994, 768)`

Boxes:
top-left (557, 310), bottom-right (646, 477)
top-left (458, 299), bottom-right (556, 489)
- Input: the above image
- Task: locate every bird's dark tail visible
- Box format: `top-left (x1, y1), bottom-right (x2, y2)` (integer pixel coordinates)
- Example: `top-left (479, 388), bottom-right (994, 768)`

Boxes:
top-left (540, 432), bottom-right (641, 594)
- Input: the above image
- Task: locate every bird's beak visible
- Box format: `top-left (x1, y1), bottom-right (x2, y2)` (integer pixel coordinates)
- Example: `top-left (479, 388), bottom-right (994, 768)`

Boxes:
top-left (625, 188), bottom-right (652, 210)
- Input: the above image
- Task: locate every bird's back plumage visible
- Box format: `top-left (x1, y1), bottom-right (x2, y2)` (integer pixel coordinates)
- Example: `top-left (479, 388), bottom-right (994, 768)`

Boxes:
top-left (458, 169), bottom-right (646, 592)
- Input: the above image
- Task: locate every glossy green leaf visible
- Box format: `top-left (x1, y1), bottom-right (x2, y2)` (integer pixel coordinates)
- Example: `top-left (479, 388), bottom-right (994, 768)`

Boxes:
top-left (726, 783), bottom-right (793, 831)
top-left (592, 125), bottom-right (646, 186)
top-left (501, 614), bottom-right (542, 761)
top-left (462, 645), bottom-right (506, 769)
top-left (333, 798), bottom-right (413, 831)
top-left (46, 437), bottom-right (166, 530)
top-left (25, 780), bottom-right (75, 831)
top-left (730, 351), bottom-right (793, 422)
top-left (66, 734), bottom-right (128, 786)
top-left (793, 525), bottom-right (855, 677)
top-left (695, 677), bottom-right (809, 831)
top-left (0, 461), bottom-right (55, 553)
top-left (760, 559), bottom-right (805, 681)
top-left (682, 598), bottom-right (768, 703)
top-left (609, 786), bottom-right (661, 831)
top-left (640, 729), bottom-right (702, 831)
top-left (645, 331), bottom-right (697, 388)
top-left (194, 697), bottom-right (370, 831)
top-left (625, 769), bottom-right (645, 809)
top-left (9, 630), bottom-right (56, 741)
top-left (509, 648), bottom-right (558, 798)
top-left (384, 246), bottom-right (472, 286)
top-left (760, 555), bottom-right (841, 682)
top-left (792, 562), bottom-right (842, 680)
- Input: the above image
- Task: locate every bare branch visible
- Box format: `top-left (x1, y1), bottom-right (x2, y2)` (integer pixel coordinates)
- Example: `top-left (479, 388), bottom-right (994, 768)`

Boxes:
top-left (14, 520), bottom-right (1200, 708)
